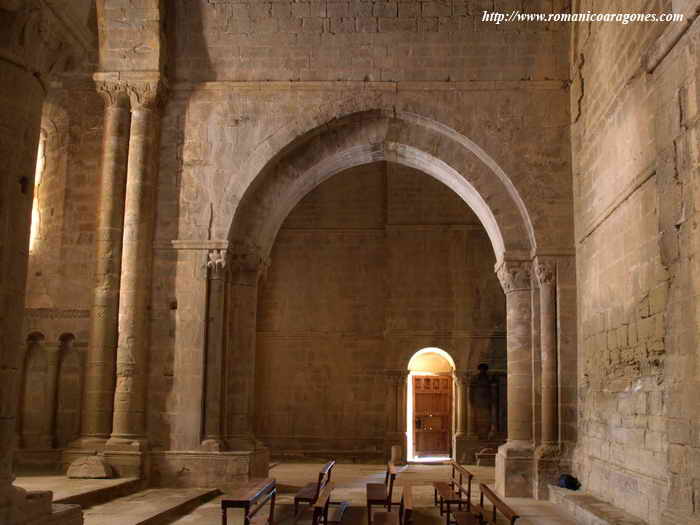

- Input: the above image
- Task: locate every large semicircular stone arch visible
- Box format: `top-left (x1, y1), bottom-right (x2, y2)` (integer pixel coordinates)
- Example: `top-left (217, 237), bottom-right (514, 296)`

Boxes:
top-left (226, 109), bottom-right (536, 264)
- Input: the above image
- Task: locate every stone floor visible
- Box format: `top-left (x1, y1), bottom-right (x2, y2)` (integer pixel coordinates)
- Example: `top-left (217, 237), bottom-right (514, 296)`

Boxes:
top-left (172, 463), bottom-right (576, 525)
top-left (15, 463), bottom-right (577, 524)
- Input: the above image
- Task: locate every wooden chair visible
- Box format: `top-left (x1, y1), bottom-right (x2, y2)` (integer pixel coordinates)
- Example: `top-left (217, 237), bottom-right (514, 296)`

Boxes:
top-left (221, 478), bottom-right (277, 525)
top-left (373, 485), bottom-right (413, 525)
top-left (310, 482), bottom-right (334, 525)
top-left (294, 460), bottom-right (336, 518)
top-left (459, 483), bottom-right (519, 525)
top-left (366, 462), bottom-right (397, 525)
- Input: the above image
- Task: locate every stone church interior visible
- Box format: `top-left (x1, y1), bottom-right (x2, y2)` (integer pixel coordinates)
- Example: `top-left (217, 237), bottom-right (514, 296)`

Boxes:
top-left (1, 0), bottom-right (698, 524)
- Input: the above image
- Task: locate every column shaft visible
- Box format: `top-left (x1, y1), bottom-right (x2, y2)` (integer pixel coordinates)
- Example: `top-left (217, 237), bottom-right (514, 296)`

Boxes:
top-left (504, 287), bottom-right (533, 442)
top-left (203, 250), bottom-right (226, 448)
top-left (109, 88), bottom-right (162, 445)
top-left (536, 260), bottom-right (558, 444)
top-left (225, 260), bottom-right (265, 449)
top-left (79, 84), bottom-right (130, 443)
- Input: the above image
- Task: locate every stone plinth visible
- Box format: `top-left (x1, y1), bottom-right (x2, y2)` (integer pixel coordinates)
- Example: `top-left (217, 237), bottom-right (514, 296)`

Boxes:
top-left (149, 450), bottom-right (269, 488)
top-left (495, 442), bottom-right (534, 498)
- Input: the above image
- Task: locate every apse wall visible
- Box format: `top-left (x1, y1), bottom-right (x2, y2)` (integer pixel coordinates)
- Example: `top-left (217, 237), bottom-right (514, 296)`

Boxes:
top-left (254, 161), bottom-right (506, 458)
top-left (571, 1), bottom-right (700, 523)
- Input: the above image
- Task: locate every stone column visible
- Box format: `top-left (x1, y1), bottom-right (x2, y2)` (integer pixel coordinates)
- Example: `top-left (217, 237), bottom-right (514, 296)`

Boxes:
top-left (202, 248), bottom-right (227, 450)
top-left (41, 345), bottom-right (61, 449)
top-left (533, 257), bottom-right (563, 499)
top-left (495, 260), bottom-right (534, 497)
top-left (224, 246), bottom-right (269, 451)
top-left (454, 371), bottom-right (477, 463)
top-left (384, 370), bottom-right (408, 463)
top-left (535, 258), bottom-right (558, 447)
top-left (454, 372), bottom-right (467, 438)
top-left (73, 80), bottom-right (130, 449)
top-left (107, 79), bottom-right (164, 457)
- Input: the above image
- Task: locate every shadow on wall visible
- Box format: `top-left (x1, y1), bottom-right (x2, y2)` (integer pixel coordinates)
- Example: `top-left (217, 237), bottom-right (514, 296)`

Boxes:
top-left (16, 332), bottom-right (83, 472)
top-left (145, 0), bottom-right (216, 450)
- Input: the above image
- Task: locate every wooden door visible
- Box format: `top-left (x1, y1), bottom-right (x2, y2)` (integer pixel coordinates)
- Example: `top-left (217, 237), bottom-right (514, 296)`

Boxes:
top-left (413, 375), bottom-right (451, 457)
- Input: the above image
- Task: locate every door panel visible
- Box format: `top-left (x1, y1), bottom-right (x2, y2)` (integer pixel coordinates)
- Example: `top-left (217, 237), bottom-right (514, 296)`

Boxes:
top-left (413, 375), bottom-right (451, 457)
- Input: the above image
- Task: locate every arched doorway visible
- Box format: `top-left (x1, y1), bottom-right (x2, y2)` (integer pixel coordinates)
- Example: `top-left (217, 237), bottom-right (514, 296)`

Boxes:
top-left (407, 348), bottom-right (455, 462)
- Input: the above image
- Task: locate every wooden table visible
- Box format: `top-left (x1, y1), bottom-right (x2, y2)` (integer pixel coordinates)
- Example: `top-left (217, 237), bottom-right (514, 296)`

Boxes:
top-left (221, 478), bottom-right (276, 525)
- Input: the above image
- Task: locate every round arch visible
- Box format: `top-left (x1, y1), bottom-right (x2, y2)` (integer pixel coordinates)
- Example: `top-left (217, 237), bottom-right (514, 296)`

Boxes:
top-left (226, 110), bottom-right (536, 266)
top-left (407, 347), bottom-right (456, 371)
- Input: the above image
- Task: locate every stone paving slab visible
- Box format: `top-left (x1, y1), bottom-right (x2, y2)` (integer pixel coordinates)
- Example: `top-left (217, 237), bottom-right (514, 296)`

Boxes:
top-left (15, 475), bottom-right (140, 504)
top-left (82, 488), bottom-right (219, 525)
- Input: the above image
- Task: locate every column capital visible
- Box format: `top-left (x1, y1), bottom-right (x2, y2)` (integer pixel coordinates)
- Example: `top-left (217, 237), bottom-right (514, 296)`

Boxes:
top-left (207, 248), bottom-right (227, 280)
top-left (228, 240), bottom-right (270, 283)
top-left (94, 79), bottom-right (130, 108)
top-left (93, 72), bottom-right (167, 111)
top-left (496, 260), bottom-right (531, 293)
top-left (453, 370), bottom-right (472, 386)
top-left (126, 79), bottom-right (167, 111)
top-left (534, 256), bottom-right (557, 287)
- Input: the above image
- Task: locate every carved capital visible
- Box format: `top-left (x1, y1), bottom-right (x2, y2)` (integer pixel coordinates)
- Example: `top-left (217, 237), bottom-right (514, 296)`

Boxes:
top-left (207, 248), bottom-right (227, 280)
top-left (95, 81), bottom-right (130, 109)
top-left (534, 257), bottom-right (556, 287)
top-left (496, 260), bottom-right (531, 293)
top-left (126, 80), bottom-right (166, 111)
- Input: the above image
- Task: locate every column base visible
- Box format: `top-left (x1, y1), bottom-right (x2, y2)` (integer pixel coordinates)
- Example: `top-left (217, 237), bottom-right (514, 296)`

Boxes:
top-left (495, 441), bottom-right (534, 497)
top-left (67, 436), bottom-right (109, 451)
top-left (534, 443), bottom-right (570, 500)
top-left (103, 437), bottom-right (149, 478)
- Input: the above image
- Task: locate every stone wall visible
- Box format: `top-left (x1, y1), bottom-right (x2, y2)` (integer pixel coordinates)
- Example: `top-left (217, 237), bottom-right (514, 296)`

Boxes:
top-left (571, 0), bottom-right (700, 523)
top-left (167, 0), bottom-right (569, 82)
top-left (255, 161), bottom-right (505, 457)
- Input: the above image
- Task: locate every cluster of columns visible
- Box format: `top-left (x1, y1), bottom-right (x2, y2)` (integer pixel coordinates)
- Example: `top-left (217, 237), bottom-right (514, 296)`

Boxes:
top-left (454, 369), bottom-right (504, 442)
top-left (71, 73), bottom-right (165, 462)
top-left (494, 257), bottom-right (563, 498)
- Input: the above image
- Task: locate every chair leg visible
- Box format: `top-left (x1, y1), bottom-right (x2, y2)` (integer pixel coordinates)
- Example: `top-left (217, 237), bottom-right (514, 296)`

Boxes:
top-left (367, 504), bottom-right (372, 525)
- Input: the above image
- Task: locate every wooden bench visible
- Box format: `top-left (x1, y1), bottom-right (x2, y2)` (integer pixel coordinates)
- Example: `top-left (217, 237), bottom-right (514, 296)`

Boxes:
top-left (457, 483), bottom-right (519, 525)
top-left (366, 462), bottom-right (398, 525)
top-left (373, 485), bottom-right (413, 525)
top-left (433, 461), bottom-right (475, 521)
top-left (311, 482), bottom-right (334, 525)
top-left (221, 478), bottom-right (277, 525)
top-left (294, 460), bottom-right (336, 517)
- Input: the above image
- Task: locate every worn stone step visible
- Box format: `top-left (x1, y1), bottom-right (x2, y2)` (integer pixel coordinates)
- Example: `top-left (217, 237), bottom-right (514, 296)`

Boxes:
top-left (55, 477), bottom-right (143, 509)
top-left (549, 485), bottom-right (646, 525)
top-left (83, 488), bottom-right (220, 525)
top-left (16, 475), bottom-right (144, 511)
